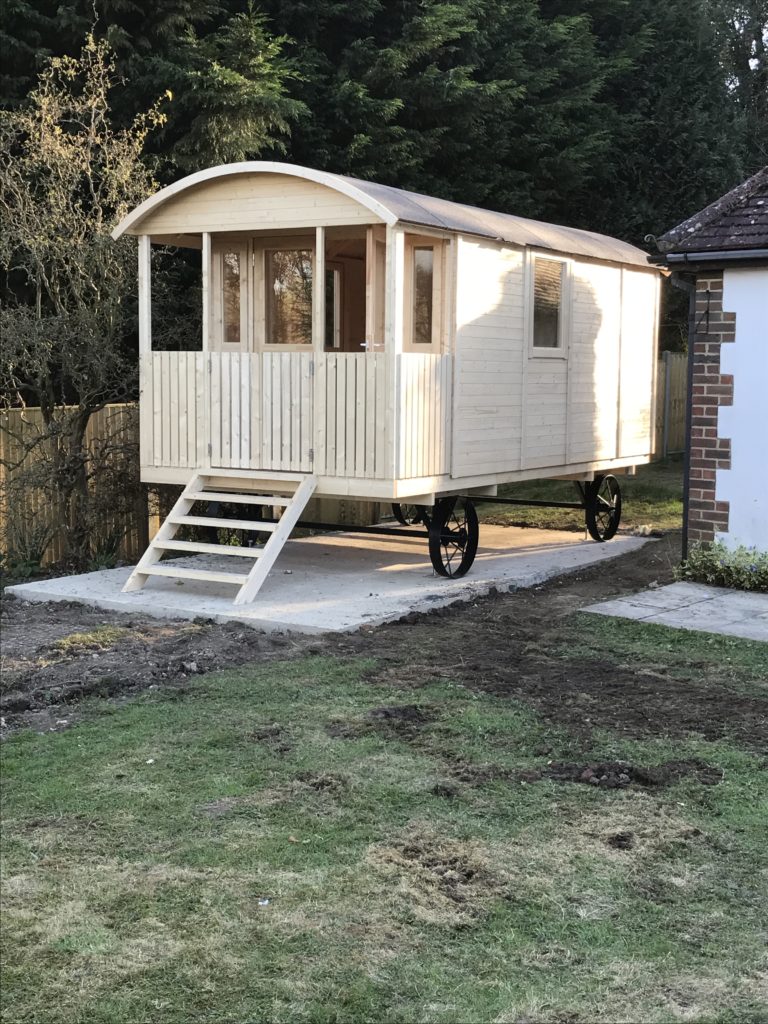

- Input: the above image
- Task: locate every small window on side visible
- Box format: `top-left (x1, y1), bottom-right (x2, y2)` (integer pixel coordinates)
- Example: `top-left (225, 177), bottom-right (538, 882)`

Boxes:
top-left (532, 257), bottom-right (564, 349)
top-left (412, 247), bottom-right (434, 345)
top-left (222, 251), bottom-right (241, 344)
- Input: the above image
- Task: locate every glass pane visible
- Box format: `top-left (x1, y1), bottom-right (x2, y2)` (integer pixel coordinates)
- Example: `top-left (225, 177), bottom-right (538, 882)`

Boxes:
top-left (413, 247), bottom-right (434, 345)
top-left (266, 249), bottom-right (313, 345)
top-left (325, 267), bottom-right (341, 349)
top-left (533, 257), bottom-right (563, 348)
top-left (223, 251), bottom-right (241, 344)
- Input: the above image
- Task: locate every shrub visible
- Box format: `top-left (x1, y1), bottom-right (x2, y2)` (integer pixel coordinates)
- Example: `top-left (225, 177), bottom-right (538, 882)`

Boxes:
top-left (675, 541), bottom-right (768, 592)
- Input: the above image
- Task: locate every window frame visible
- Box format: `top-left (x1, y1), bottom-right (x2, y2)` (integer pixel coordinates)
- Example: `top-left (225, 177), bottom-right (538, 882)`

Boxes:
top-left (404, 235), bottom-right (444, 352)
top-left (526, 251), bottom-right (571, 359)
top-left (211, 241), bottom-right (250, 351)
top-left (263, 245), bottom-right (315, 350)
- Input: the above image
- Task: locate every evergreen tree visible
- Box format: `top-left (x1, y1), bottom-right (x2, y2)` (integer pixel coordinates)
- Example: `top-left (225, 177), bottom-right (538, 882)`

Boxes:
top-left (0, 1), bottom-right (303, 173)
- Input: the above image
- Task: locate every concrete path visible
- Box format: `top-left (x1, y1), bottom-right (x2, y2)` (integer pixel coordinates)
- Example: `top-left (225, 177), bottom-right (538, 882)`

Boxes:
top-left (7, 525), bottom-right (649, 635)
top-left (584, 581), bottom-right (768, 642)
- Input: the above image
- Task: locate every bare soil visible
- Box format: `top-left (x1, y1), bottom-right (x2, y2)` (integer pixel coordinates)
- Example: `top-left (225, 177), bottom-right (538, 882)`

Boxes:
top-left (2, 532), bottom-right (766, 749)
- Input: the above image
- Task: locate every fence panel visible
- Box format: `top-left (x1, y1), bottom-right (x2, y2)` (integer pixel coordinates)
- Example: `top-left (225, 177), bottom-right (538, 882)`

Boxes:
top-left (0, 404), bottom-right (145, 567)
top-left (655, 352), bottom-right (687, 456)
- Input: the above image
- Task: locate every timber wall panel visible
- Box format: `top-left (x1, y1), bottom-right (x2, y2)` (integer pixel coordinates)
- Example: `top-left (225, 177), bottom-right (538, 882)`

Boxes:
top-left (398, 354), bottom-right (452, 479)
top-left (451, 238), bottom-right (525, 478)
top-left (137, 174), bottom-right (378, 235)
top-left (618, 269), bottom-right (657, 458)
top-left (565, 262), bottom-right (622, 463)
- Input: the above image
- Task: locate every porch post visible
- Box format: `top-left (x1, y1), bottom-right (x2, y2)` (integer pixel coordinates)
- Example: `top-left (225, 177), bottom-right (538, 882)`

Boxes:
top-left (385, 225), bottom-right (405, 355)
top-left (312, 226), bottom-right (326, 353)
top-left (385, 225), bottom-right (405, 480)
top-left (202, 231), bottom-right (212, 351)
top-left (138, 234), bottom-right (152, 353)
top-left (312, 227), bottom-right (326, 473)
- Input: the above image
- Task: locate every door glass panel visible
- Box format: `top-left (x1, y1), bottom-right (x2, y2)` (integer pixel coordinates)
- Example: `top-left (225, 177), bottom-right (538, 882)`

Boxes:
top-left (412, 247), bottom-right (434, 345)
top-left (223, 251), bottom-right (241, 344)
top-left (266, 249), bottom-right (313, 345)
top-left (325, 266), bottom-right (341, 349)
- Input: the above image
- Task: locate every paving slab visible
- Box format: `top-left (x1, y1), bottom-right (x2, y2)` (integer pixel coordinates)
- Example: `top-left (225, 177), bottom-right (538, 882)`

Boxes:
top-left (584, 582), bottom-right (768, 642)
top-left (6, 525), bottom-right (649, 635)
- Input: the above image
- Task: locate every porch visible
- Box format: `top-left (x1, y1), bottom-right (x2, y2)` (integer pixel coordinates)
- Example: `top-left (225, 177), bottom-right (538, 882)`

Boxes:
top-left (138, 219), bottom-right (454, 492)
top-left (139, 349), bottom-right (452, 483)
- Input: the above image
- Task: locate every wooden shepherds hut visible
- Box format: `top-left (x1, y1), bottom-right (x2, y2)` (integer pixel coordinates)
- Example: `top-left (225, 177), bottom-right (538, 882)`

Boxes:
top-left (113, 162), bottom-right (661, 602)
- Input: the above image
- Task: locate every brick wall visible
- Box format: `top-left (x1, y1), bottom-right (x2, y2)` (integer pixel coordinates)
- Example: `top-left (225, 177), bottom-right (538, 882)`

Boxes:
top-left (687, 272), bottom-right (735, 544)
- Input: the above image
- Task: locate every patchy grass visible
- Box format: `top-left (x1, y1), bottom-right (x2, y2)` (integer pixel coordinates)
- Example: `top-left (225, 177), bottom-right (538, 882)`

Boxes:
top-left (3, 636), bottom-right (767, 1024)
top-left (480, 456), bottom-right (683, 533)
top-left (50, 625), bottom-right (131, 654)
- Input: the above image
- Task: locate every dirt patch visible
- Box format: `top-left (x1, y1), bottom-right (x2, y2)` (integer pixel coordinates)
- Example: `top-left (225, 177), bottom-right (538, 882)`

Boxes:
top-left (537, 759), bottom-right (723, 789)
top-left (351, 534), bottom-right (768, 752)
top-left (247, 724), bottom-right (293, 753)
top-left (294, 771), bottom-right (349, 794)
top-left (0, 597), bottom-right (318, 735)
top-left (367, 831), bottom-right (508, 925)
top-left (4, 533), bottom-right (766, 751)
top-left (606, 831), bottom-right (635, 850)
top-left (326, 704), bottom-right (436, 740)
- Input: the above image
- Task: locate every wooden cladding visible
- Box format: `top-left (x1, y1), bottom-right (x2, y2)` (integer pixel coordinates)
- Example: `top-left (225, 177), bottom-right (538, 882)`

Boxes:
top-left (398, 354), bottom-right (452, 479)
top-left (314, 353), bottom-right (389, 478)
top-left (140, 350), bottom-right (450, 481)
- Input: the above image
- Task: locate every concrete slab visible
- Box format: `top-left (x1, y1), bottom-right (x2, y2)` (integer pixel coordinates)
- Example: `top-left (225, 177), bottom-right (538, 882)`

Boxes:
top-left (6, 525), bottom-right (650, 635)
top-left (584, 582), bottom-right (768, 643)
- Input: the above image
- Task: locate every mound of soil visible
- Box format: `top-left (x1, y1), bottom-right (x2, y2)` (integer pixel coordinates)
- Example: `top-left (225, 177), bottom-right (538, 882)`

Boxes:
top-left (542, 759), bottom-right (723, 789)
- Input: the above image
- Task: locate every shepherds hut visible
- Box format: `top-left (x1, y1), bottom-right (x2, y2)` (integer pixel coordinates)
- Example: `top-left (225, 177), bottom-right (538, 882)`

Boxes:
top-left (113, 162), bottom-right (660, 603)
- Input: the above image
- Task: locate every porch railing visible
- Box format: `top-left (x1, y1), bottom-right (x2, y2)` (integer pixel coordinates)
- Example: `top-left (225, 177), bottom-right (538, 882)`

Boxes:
top-left (139, 350), bottom-right (451, 481)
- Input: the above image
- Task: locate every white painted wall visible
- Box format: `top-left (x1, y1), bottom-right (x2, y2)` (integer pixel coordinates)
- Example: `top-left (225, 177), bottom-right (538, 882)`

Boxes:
top-left (716, 267), bottom-right (768, 551)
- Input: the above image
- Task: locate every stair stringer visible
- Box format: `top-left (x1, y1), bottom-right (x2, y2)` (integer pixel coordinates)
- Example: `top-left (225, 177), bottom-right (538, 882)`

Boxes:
top-left (233, 474), bottom-right (317, 604)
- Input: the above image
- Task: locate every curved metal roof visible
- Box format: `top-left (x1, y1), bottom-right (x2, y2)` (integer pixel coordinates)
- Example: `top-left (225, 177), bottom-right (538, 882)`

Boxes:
top-left (113, 161), bottom-right (652, 268)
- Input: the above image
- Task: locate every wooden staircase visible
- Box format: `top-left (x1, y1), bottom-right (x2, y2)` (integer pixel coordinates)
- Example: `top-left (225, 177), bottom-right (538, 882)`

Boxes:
top-left (122, 471), bottom-right (317, 605)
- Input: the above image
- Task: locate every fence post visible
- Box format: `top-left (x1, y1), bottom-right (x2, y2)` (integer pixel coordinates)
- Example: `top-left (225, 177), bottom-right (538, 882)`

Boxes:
top-left (662, 350), bottom-right (672, 459)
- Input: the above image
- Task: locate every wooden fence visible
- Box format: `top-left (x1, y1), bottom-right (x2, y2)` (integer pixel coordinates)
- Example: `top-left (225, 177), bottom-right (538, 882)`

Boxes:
top-left (0, 404), bottom-right (147, 567)
top-left (655, 352), bottom-right (687, 456)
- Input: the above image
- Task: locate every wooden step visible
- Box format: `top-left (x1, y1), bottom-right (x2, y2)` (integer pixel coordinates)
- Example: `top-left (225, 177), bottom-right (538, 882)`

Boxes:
top-left (200, 468), bottom-right (306, 482)
top-left (187, 490), bottom-right (290, 506)
top-left (170, 515), bottom-right (278, 531)
top-left (141, 565), bottom-right (249, 585)
top-left (157, 540), bottom-right (261, 558)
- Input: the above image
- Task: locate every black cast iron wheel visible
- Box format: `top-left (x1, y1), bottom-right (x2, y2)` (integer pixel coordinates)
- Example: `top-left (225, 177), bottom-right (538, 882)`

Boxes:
top-left (392, 502), bottom-right (425, 526)
top-left (585, 474), bottom-right (622, 542)
top-left (428, 497), bottom-right (479, 577)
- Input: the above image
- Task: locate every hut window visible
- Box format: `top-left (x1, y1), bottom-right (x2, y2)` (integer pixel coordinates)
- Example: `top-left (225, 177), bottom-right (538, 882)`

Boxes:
top-left (266, 249), bottom-right (313, 345)
top-left (222, 251), bottom-right (241, 344)
top-left (532, 257), bottom-right (564, 349)
top-left (412, 247), bottom-right (434, 345)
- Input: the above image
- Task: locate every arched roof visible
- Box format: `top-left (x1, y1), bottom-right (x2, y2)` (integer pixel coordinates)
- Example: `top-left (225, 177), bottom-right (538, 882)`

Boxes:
top-left (112, 161), bottom-right (651, 268)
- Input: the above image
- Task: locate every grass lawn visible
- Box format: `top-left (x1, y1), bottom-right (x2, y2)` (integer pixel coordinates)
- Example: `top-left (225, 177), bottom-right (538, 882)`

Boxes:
top-left (480, 456), bottom-right (684, 533)
top-left (2, 613), bottom-right (767, 1024)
